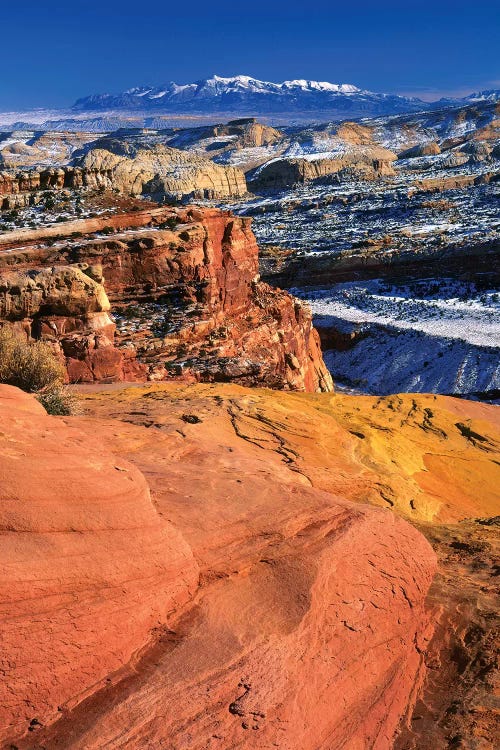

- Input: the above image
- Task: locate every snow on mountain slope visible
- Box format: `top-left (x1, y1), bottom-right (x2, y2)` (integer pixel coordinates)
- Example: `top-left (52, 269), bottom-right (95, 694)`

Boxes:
top-left (72, 74), bottom-right (427, 118)
top-left (439, 89), bottom-right (500, 105)
top-left (370, 99), bottom-right (500, 151)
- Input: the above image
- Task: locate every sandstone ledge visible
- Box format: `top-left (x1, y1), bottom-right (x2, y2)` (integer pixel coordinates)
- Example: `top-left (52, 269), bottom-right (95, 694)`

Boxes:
top-left (0, 384), bottom-right (439, 749)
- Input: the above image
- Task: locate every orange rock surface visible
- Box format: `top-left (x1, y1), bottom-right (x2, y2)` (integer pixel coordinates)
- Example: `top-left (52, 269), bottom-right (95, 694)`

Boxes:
top-left (82, 384), bottom-right (496, 523)
top-left (0, 384), bottom-right (198, 745)
top-left (2, 383), bottom-right (498, 748)
top-left (0, 383), bottom-right (440, 749)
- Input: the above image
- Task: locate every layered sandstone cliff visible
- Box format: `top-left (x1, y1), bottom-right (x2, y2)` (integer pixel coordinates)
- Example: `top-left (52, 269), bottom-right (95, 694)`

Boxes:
top-left (0, 166), bottom-right (114, 209)
top-left (80, 144), bottom-right (247, 201)
top-left (0, 206), bottom-right (332, 391)
top-left (249, 144), bottom-right (396, 190)
top-left (0, 145), bottom-right (247, 210)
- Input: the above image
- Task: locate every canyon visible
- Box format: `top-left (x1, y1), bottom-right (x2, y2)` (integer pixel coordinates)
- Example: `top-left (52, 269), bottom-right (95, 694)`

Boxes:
top-left (0, 92), bottom-right (498, 750)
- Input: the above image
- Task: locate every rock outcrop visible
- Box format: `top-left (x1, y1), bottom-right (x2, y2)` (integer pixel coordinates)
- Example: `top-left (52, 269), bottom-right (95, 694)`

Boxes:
top-left (80, 144), bottom-right (247, 201)
top-left (2, 383), bottom-right (498, 749)
top-left (0, 384), bottom-right (198, 745)
top-left (213, 117), bottom-right (282, 148)
top-left (0, 265), bottom-right (109, 320)
top-left (81, 384), bottom-right (498, 525)
top-left (0, 206), bottom-right (333, 391)
top-left (262, 233), bottom-right (500, 288)
top-left (0, 145), bottom-right (247, 210)
top-left (0, 265), bottom-right (146, 382)
top-left (0, 166), bottom-right (114, 210)
top-left (398, 141), bottom-right (441, 159)
top-left (150, 117), bottom-right (283, 157)
top-left (0, 130), bottom-right (97, 169)
top-left (0, 383), bottom-right (438, 749)
top-left (71, 385), bottom-right (500, 750)
top-left (249, 145), bottom-right (396, 190)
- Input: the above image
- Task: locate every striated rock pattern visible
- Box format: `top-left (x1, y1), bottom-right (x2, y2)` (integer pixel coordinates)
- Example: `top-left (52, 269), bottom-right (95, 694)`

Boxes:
top-left (0, 384), bottom-right (438, 749)
top-left (249, 145), bottom-right (396, 190)
top-left (80, 144), bottom-right (247, 201)
top-left (70, 384), bottom-right (500, 750)
top-left (0, 166), bottom-right (115, 209)
top-left (0, 206), bottom-right (332, 391)
top-left (0, 384), bottom-right (198, 745)
top-left (78, 384), bottom-right (499, 526)
top-left (0, 147), bottom-right (246, 210)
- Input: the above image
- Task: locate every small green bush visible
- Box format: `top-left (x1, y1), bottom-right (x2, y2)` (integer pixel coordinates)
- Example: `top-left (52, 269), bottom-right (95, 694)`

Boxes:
top-left (36, 384), bottom-right (79, 416)
top-left (0, 327), bottom-right (65, 392)
top-left (0, 328), bottom-right (78, 415)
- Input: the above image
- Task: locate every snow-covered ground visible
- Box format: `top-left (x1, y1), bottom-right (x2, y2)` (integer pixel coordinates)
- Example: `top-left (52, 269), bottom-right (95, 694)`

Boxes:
top-left (293, 279), bottom-right (500, 396)
top-left (304, 280), bottom-right (500, 348)
top-left (212, 146), bottom-right (499, 397)
top-left (232, 170), bottom-right (499, 255)
top-left (323, 327), bottom-right (499, 397)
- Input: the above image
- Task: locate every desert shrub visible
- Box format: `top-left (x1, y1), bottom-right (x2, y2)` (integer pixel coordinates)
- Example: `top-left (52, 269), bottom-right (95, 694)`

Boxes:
top-left (158, 216), bottom-right (180, 230)
top-left (0, 328), bottom-right (78, 415)
top-left (43, 193), bottom-right (56, 210)
top-left (0, 327), bottom-right (65, 392)
top-left (36, 384), bottom-right (79, 416)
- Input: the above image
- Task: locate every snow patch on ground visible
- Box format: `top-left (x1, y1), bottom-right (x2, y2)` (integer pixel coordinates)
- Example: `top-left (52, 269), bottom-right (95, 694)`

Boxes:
top-left (299, 279), bottom-right (500, 348)
top-left (322, 326), bottom-right (499, 396)
top-left (293, 279), bottom-right (500, 396)
top-left (283, 139), bottom-right (352, 159)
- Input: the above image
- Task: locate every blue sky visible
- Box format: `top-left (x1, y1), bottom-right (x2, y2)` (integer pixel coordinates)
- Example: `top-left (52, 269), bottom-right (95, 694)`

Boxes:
top-left (2, 0), bottom-right (499, 109)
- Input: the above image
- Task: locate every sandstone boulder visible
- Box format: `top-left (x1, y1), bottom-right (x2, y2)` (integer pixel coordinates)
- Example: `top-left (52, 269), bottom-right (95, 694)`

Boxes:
top-left (0, 385), bottom-right (198, 744)
top-left (0, 265), bottom-right (110, 321)
top-left (398, 141), bottom-right (441, 159)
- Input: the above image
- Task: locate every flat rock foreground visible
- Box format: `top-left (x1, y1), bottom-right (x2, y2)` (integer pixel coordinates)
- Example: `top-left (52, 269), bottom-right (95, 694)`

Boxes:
top-left (1, 383), bottom-right (498, 749)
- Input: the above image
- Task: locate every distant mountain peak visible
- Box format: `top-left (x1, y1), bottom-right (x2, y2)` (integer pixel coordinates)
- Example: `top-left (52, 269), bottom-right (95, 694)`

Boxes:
top-left (72, 74), bottom-right (427, 119)
top-left (72, 75), bottom-right (500, 120)
top-left (463, 88), bottom-right (500, 102)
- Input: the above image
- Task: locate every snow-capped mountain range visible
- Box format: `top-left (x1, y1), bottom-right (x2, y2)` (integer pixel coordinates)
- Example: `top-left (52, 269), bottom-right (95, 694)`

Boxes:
top-left (72, 75), bottom-right (500, 119)
top-left (72, 74), bottom-right (429, 118)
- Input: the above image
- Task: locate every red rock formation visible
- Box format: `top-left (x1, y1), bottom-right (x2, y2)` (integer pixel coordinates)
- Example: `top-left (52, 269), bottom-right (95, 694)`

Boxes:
top-left (0, 207), bottom-right (333, 391)
top-left (0, 206), bottom-right (167, 250)
top-left (0, 265), bottom-right (147, 383)
top-left (0, 384), bottom-right (436, 749)
top-left (0, 384), bottom-right (198, 745)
